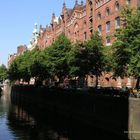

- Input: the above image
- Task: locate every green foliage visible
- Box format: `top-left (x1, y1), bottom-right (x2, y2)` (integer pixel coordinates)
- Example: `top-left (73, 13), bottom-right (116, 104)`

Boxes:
top-left (43, 33), bottom-right (71, 79)
top-left (86, 32), bottom-right (104, 75)
top-left (8, 51), bottom-right (31, 82)
top-left (0, 64), bottom-right (8, 81)
top-left (86, 32), bottom-right (104, 87)
top-left (113, 7), bottom-right (140, 87)
top-left (8, 61), bottom-right (20, 81)
top-left (127, 34), bottom-right (140, 77)
top-left (30, 49), bottom-right (49, 81)
top-left (67, 42), bottom-right (88, 77)
top-left (102, 46), bottom-right (115, 72)
top-left (112, 40), bottom-right (130, 77)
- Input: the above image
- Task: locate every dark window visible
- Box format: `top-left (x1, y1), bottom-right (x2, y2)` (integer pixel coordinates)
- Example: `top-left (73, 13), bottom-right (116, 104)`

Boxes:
top-left (115, 17), bottom-right (120, 28)
top-left (106, 21), bottom-right (110, 32)
top-left (98, 25), bottom-right (102, 35)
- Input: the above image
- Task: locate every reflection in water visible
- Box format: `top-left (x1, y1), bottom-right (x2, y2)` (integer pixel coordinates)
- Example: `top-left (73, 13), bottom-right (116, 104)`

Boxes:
top-left (0, 85), bottom-right (124, 140)
top-left (0, 85), bottom-right (70, 140)
top-left (7, 104), bottom-right (70, 140)
top-left (0, 85), bottom-right (15, 140)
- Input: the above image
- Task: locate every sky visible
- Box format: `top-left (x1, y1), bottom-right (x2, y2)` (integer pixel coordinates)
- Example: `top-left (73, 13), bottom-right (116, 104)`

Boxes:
top-left (0, 0), bottom-right (86, 67)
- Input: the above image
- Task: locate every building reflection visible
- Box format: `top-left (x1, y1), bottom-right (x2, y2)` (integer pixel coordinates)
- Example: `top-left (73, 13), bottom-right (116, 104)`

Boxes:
top-left (7, 103), bottom-right (124, 140)
top-left (7, 104), bottom-right (69, 140)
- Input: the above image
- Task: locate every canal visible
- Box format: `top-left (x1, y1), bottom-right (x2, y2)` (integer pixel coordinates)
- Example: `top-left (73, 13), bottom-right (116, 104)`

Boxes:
top-left (0, 85), bottom-right (126, 140)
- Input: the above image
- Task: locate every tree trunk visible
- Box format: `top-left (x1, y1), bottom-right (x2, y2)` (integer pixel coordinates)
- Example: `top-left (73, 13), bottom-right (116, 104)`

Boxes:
top-left (135, 76), bottom-right (140, 89)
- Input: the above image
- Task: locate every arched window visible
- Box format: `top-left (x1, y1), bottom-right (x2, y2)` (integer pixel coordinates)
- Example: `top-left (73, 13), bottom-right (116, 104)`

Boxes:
top-left (84, 20), bottom-right (86, 28)
top-left (89, 18), bottom-right (93, 28)
top-left (106, 8), bottom-right (110, 16)
top-left (97, 12), bottom-right (101, 20)
top-left (126, 0), bottom-right (131, 5)
top-left (68, 30), bottom-right (70, 36)
top-left (74, 23), bottom-right (79, 42)
top-left (98, 25), bottom-right (102, 35)
top-left (106, 21), bottom-right (111, 32)
top-left (106, 36), bottom-right (111, 46)
top-left (115, 16), bottom-right (120, 29)
top-left (115, 2), bottom-right (120, 11)
top-left (89, 0), bottom-right (93, 16)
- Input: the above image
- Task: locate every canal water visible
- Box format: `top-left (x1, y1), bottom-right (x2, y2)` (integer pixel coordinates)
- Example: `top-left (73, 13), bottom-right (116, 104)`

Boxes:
top-left (0, 85), bottom-right (125, 140)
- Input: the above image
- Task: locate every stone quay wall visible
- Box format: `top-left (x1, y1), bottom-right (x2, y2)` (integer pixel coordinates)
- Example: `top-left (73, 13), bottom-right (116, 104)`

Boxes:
top-left (10, 85), bottom-right (140, 139)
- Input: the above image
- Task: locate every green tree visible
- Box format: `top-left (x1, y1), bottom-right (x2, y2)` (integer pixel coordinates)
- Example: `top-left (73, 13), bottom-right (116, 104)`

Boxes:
top-left (44, 33), bottom-right (71, 82)
top-left (18, 51), bottom-right (32, 83)
top-left (86, 32), bottom-right (104, 87)
top-left (113, 7), bottom-right (140, 88)
top-left (8, 60), bottom-right (20, 81)
top-left (8, 48), bottom-right (49, 85)
top-left (0, 64), bottom-right (8, 81)
top-left (67, 42), bottom-right (88, 77)
top-left (102, 46), bottom-right (115, 73)
top-left (29, 49), bottom-right (49, 85)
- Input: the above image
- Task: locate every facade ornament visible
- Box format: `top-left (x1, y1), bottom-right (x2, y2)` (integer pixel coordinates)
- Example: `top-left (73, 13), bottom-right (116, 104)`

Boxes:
top-left (63, 0), bottom-right (66, 9)
top-left (75, 0), bottom-right (78, 6)
top-left (81, 0), bottom-right (84, 6)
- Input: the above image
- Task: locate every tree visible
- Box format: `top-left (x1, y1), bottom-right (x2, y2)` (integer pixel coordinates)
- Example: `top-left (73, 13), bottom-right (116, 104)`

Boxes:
top-left (67, 42), bottom-right (89, 87)
top-left (113, 7), bottom-right (140, 88)
top-left (102, 46), bottom-right (115, 73)
top-left (8, 61), bottom-right (20, 81)
top-left (8, 48), bottom-right (49, 85)
top-left (86, 32), bottom-right (104, 87)
top-left (67, 42), bottom-right (88, 77)
top-left (18, 51), bottom-right (32, 83)
top-left (43, 33), bottom-right (71, 82)
top-left (8, 51), bottom-right (31, 83)
top-left (29, 49), bottom-right (49, 85)
top-left (0, 64), bottom-right (8, 82)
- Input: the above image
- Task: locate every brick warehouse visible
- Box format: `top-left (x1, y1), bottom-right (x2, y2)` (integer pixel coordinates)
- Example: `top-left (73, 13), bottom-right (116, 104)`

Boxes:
top-left (37, 0), bottom-right (140, 49)
top-left (36, 0), bottom-right (140, 88)
top-left (8, 0), bottom-right (140, 88)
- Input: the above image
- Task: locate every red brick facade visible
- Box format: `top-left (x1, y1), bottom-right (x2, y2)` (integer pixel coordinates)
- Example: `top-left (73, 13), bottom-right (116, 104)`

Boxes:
top-left (8, 45), bottom-right (27, 67)
top-left (38, 1), bottom-right (87, 49)
top-left (36, 0), bottom-right (140, 88)
top-left (8, 0), bottom-right (140, 87)
top-left (37, 0), bottom-right (140, 48)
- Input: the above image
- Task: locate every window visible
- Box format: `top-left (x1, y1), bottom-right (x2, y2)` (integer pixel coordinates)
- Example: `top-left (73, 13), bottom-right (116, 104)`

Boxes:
top-left (84, 20), bottom-right (86, 28)
top-left (98, 0), bottom-right (101, 6)
top-left (84, 32), bottom-right (87, 40)
top-left (90, 29), bottom-right (93, 36)
top-left (106, 21), bottom-right (110, 32)
top-left (106, 36), bottom-right (111, 46)
top-left (68, 30), bottom-right (70, 36)
top-left (97, 13), bottom-right (101, 20)
top-left (74, 23), bottom-right (79, 41)
top-left (89, 19), bottom-right (93, 28)
top-left (89, 1), bottom-right (93, 16)
top-left (115, 17), bottom-right (120, 28)
top-left (126, 0), bottom-right (131, 5)
top-left (77, 31), bottom-right (79, 36)
top-left (106, 8), bottom-right (110, 16)
top-left (98, 25), bottom-right (102, 35)
top-left (115, 2), bottom-right (120, 11)
top-left (90, 8), bottom-right (93, 16)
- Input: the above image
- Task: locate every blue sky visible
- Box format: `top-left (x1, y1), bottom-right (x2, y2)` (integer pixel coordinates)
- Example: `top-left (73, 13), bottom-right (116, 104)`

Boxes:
top-left (0, 0), bottom-right (85, 66)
